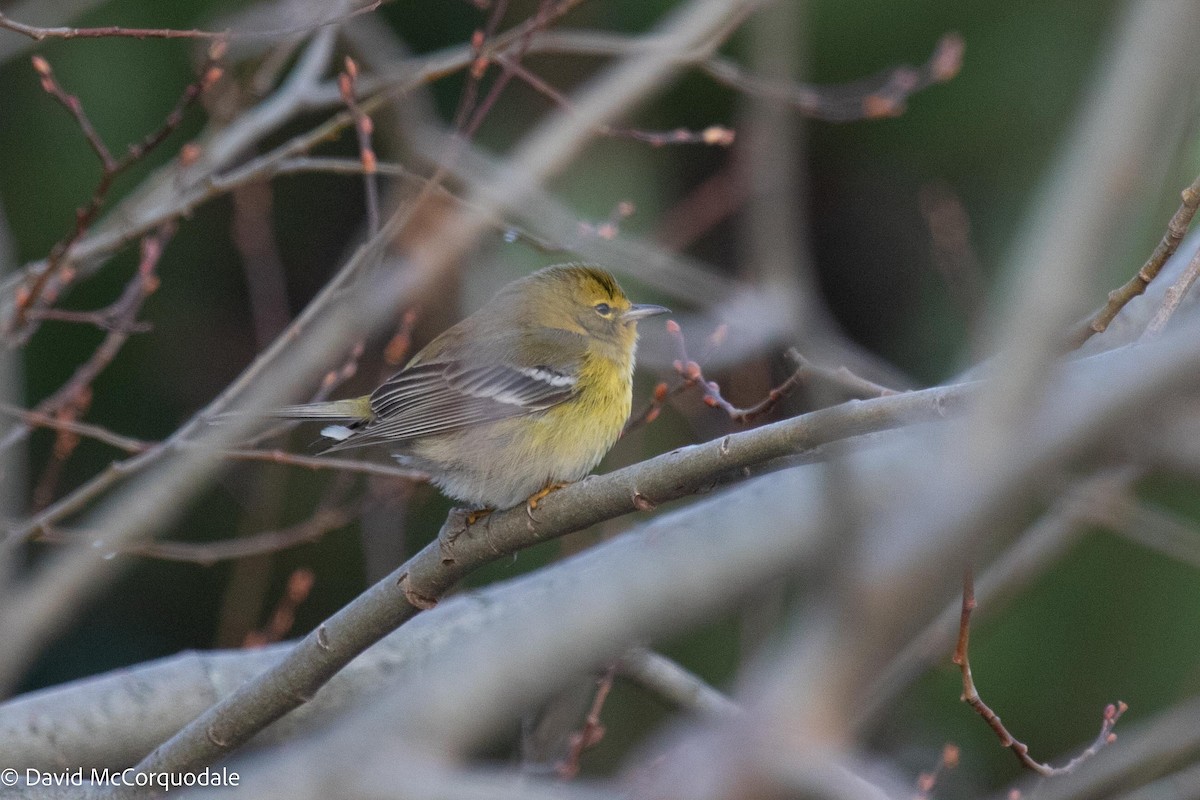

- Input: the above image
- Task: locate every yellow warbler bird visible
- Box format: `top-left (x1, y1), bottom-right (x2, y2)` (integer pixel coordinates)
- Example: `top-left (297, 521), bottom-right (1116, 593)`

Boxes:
top-left (275, 264), bottom-right (668, 511)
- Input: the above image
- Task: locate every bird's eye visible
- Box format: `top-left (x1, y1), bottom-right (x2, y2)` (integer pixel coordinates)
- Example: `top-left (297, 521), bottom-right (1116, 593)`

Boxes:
top-left (593, 302), bottom-right (612, 317)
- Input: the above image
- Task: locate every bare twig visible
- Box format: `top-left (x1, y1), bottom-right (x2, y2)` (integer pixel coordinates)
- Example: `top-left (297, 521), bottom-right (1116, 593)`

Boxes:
top-left (0, 3), bottom-right (381, 42)
top-left (119, 368), bottom-right (969, 787)
top-left (10, 45), bottom-right (223, 336)
top-left (701, 31), bottom-right (963, 121)
top-left (617, 646), bottom-right (739, 718)
top-left (557, 667), bottom-right (616, 780)
top-left (919, 181), bottom-right (986, 328)
top-left (36, 507), bottom-right (354, 566)
top-left (243, 568), bottom-right (317, 647)
top-left (915, 744), bottom-right (960, 800)
top-left (953, 569), bottom-right (1127, 777)
top-left (0, 404), bottom-right (427, 482)
top-left (629, 321), bottom-right (895, 430)
top-left (1, 223), bottom-right (176, 455)
top-left (1073, 171), bottom-right (1200, 346)
top-left (499, 53), bottom-right (736, 147)
top-left (1141, 244), bottom-right (1200, 339)
top-left (338, 57), bottom-right (381, 235)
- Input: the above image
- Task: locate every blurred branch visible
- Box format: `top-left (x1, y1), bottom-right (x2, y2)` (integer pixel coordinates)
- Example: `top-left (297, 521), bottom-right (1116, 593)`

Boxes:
top-left (556, 667), bottom-right (616, 780)
top-left (121, 371), bottom-right (964, 786)
top-left (0, 15), bottom-right (966, 321)
top-left (37, 508), bottom-right (355, 566)
top-left (705, 31), bottom-right (963, 121)
top-left (0, 2), bottom-right (380, 42)
top-left (1108, 500), bottom-right (1200, 569)
top-left (5, 325), bottom-right (1200, 781)
top-left (1141, 243), bottom-right (1200, 339)
top-left (967, 0), bottom-right (1200, 463)
top-left (243, 568), bottom-right (316, 647)
top-left (0, 404), bottom-right (426, 481)
top-left (98, 1), bottom-right (771, 790)
top-left (617, 646), bottom-right (740, 718)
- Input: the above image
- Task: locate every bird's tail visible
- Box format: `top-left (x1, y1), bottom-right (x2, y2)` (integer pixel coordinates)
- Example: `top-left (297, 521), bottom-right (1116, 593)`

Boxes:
top-left (270, 397), bottom-right (373, 422)
top-left (268, 397), bottom-right (373, 445)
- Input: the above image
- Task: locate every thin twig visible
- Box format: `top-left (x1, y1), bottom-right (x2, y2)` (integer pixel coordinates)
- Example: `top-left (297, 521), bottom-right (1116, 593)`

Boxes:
top-left (243, 568), bottom-right (317, 647)
top-left (36, 508), bottom-right (354, 566)
top-left (10, 45), bottom-right (224, 335)
top-left (455, 0), bottom-right (513, 136)
top-left (700, 31), bottom-right (963, 121)
top-left (0, 403), bottom-right (426, 482)
top-left (628, 321), bottom-right (894, 430)
top-left (1141, 244), bottom-right (1200, 339)
top-left (915, 744), bottom-right (960, 800)
top-left (499, 53), bottom-right (736, 148)
top-left (0, 14), bottom-right (962, 319)
top-left (2, 223), bottom-right (176, 456)
top-left (953, 569), bottom-right (1127, 777)
top-left (0, 3), bottom-right (381, 42)
top-left (557, 667), bottom-right (616, 780)
top-left (617, 646), bottom-right (740, 718)
top-left (1072, 172), bottom-right (1200, 346)
top-left (338, 57), bottom-right (381, 236)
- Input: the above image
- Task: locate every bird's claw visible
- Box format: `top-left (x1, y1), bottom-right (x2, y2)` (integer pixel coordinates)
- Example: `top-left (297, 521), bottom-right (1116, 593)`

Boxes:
top-left (525, 482), bottom-right (568, 519)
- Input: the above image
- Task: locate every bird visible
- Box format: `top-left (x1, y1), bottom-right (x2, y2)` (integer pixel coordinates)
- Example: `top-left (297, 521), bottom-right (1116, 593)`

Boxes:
top-left (272, 264), bottom-right (669, 514)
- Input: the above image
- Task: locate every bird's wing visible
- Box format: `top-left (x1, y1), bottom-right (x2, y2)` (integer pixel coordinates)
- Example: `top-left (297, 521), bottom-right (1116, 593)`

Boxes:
top-left (322, 347), bottom-right (582, 452)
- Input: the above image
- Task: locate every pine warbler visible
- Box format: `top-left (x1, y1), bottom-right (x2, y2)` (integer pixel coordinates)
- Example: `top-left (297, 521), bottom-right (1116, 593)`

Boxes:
top-left (276, 264), bottom-right (668, 511)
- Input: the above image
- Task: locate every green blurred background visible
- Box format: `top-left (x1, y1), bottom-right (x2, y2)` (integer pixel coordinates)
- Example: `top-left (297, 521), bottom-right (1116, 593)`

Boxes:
top-left (2, 0), bottom-right (1198, 792)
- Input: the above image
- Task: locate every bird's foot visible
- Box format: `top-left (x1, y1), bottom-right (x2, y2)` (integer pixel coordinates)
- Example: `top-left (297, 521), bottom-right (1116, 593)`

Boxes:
top-left (525, 482), bottom-right (568, 519)
top-left (465, 507), bottom-right (494, 527)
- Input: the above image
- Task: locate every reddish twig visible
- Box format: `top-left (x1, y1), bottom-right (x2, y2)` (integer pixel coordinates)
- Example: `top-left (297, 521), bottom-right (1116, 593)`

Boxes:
top-left (499, 53), bottom-right (736, 148)
top-left (243, 568), bottom-right (317, 647)
top-left (628, 322), bottom-right (894, 431)
top-left (953, 569), bottom-right (1127, 777)
top-left (577, 201), bottom-right (636, 242)
top-left (338, 57), bottom-right (380, 236)
top-left (458, 0), bottom-right (581, 143)
top-left (0, 3), bottom-right (381, 42)
top-left (557, 667), bottom-right (617, 780)
top-left (919, 181), bottom-right (986, 328)
top-left (451, 0), bottom-right (508, 133)
top-left (11, 44), bottom-right (224, 337)
top-left (30, 391), bottom-right (92, 512)
top-left (1, 224), bottom-right (176, 458)
top-left (915, 743), bottom-right (960, 800)
top-left (383, 309), bottom-right (421, 368)
top-left (702, 32), bottom-right (963, 122)
top-left (456, 0), bottom-right (515, 137)
top-left (1072, 172), bottom-right (1200, 347)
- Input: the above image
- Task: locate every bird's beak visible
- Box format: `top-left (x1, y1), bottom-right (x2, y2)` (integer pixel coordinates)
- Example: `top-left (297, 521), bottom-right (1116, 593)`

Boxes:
top-left (623, 303), bottom-right (671, 322)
